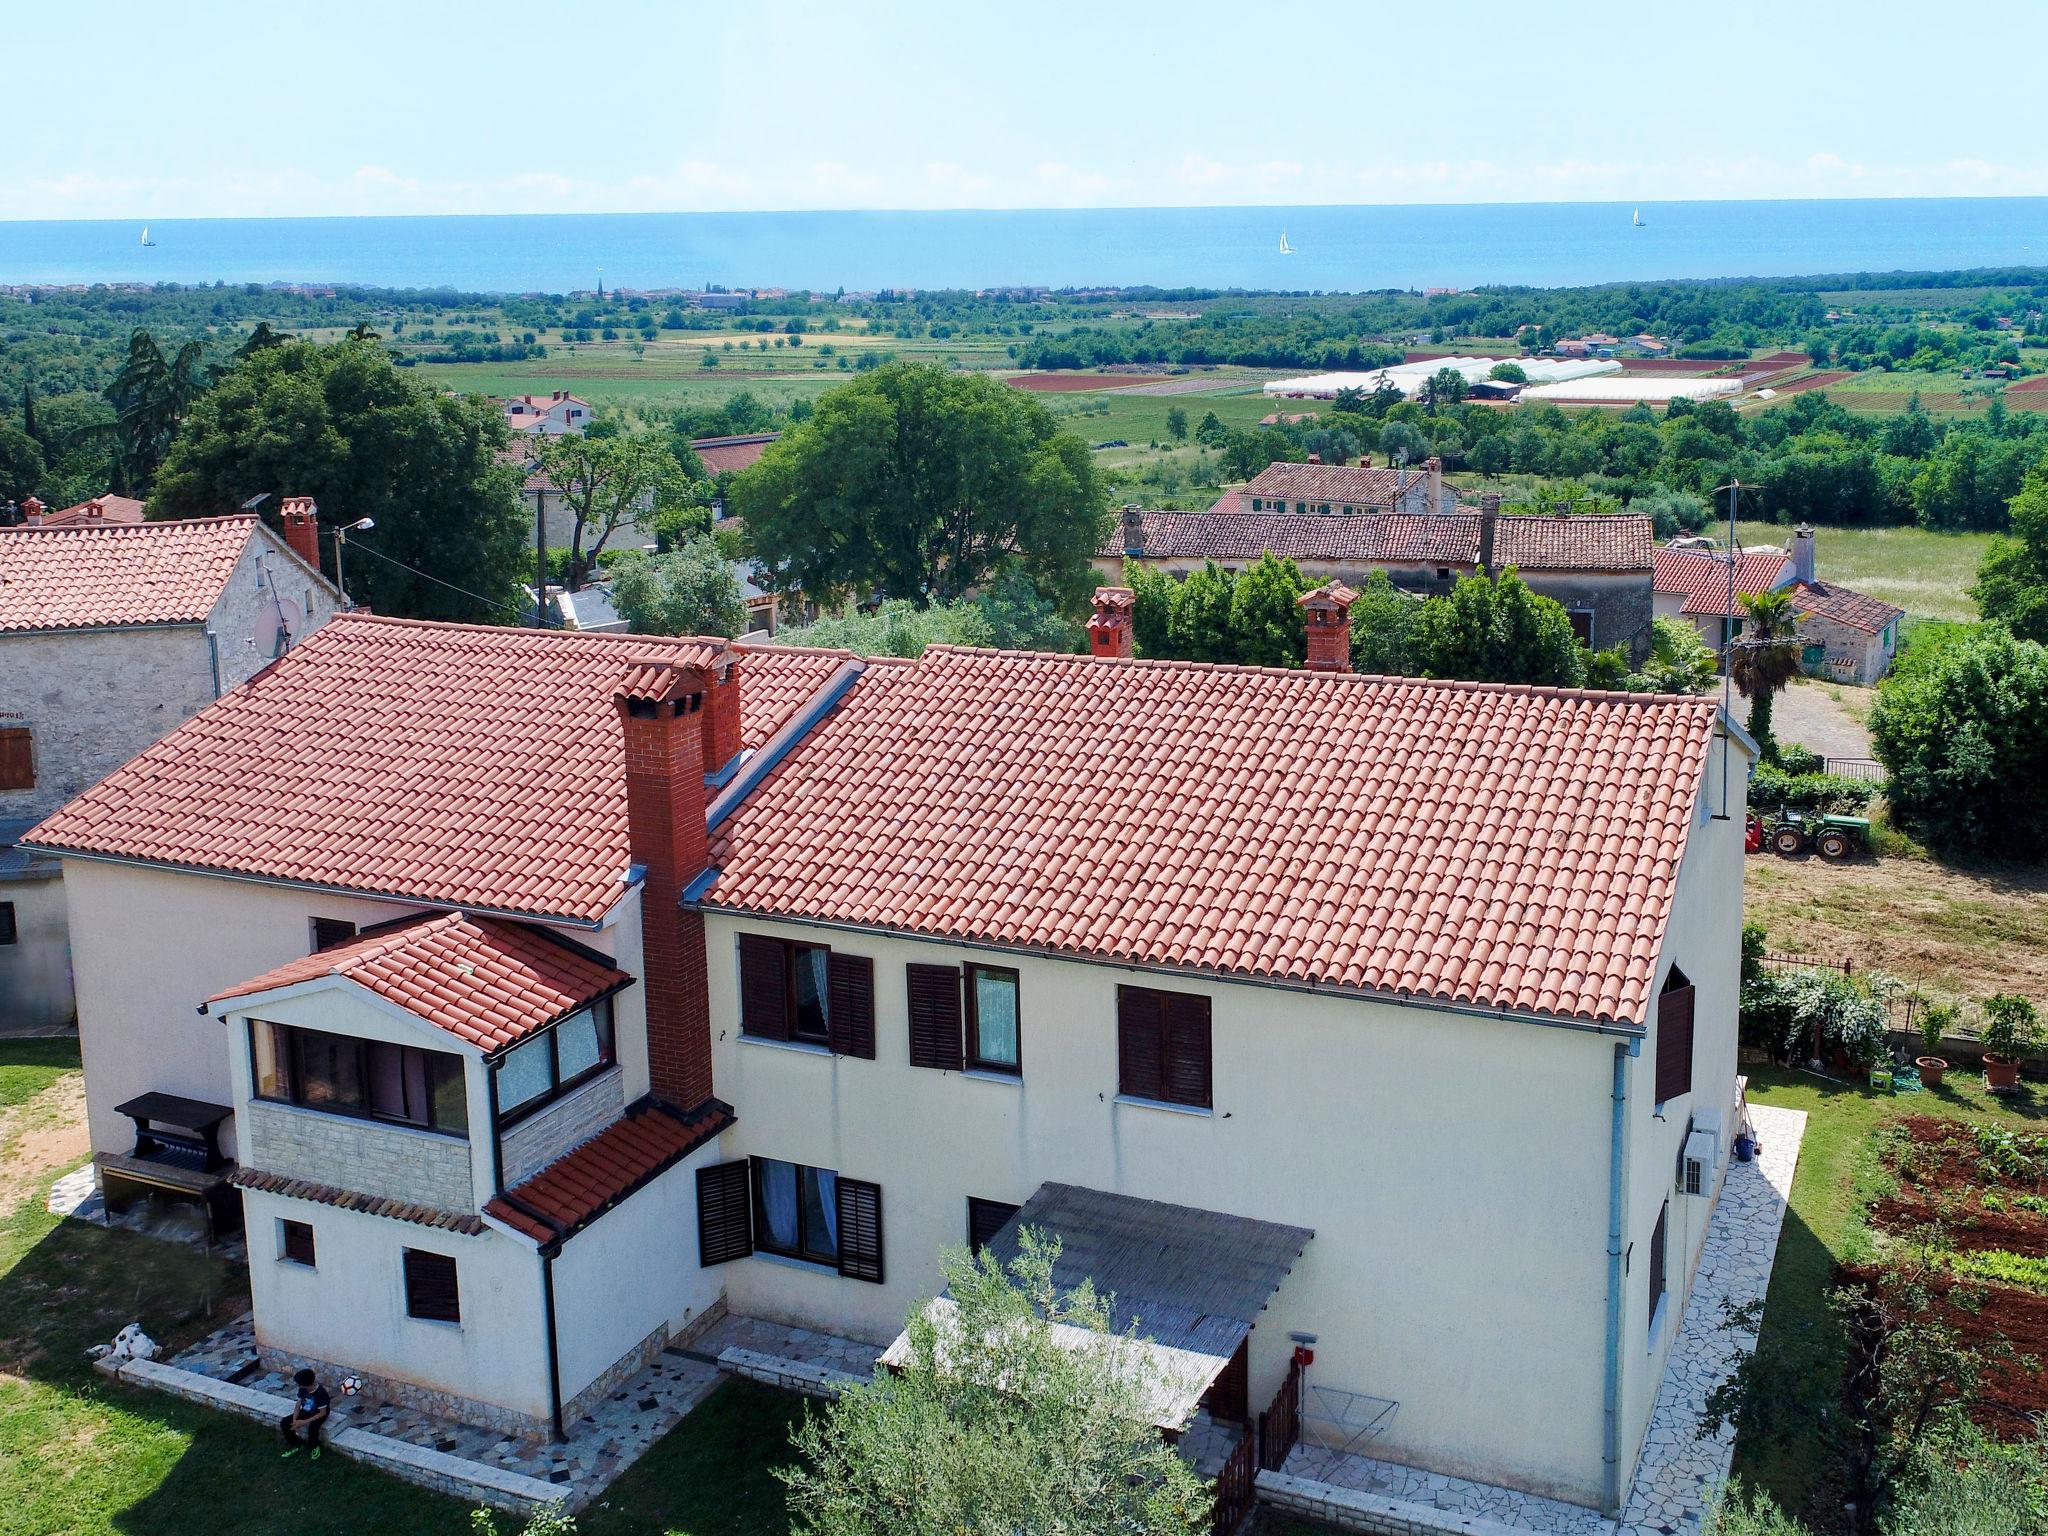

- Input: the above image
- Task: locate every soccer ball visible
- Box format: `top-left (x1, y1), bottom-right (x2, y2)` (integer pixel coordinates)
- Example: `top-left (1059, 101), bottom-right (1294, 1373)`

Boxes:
top-left (341, 1375), bottom-right (363, 1397)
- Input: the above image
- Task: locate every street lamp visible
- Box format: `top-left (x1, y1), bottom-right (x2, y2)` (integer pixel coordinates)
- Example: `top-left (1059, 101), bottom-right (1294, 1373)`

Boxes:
top-left (334, 517), bottom-right (374, 611)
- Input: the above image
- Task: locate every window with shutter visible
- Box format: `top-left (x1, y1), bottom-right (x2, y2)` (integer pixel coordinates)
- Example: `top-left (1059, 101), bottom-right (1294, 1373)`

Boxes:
top-left (965, 964), bottom-right (1021, 1074)
top-left (1655, 969), bottom-right (1695, 1105)
top-left (1647, 1201), bottom-right (1668, 1333)
top-left (827, 953), bottom-right (876, 1059)
top-left (279, 1219), bottom-right (316, 1267)
top-left (738, 934), bottom-right (791, 1041)
top-left (967, 1196), bottom-right (1020, 1255)
top-left (1118, 985), bottom-right (1210, 1107)
top-left (696, 1159), bottom-right (754, 1265)
top-left (906, 964), bottom-right (964, 1071)
top-left (0, 728), bottom-right (32, 791)
top-left (837, 1177), bottom-right (885, 1284)
top-left (0, 902), bottom-right (14, 947)
top-left (402, 1248), bottom-right (461, 1323)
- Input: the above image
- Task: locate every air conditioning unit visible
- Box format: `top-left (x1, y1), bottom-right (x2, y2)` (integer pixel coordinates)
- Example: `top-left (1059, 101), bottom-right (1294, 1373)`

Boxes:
top-left (1681, 1128), bottom-right (1719, 1198)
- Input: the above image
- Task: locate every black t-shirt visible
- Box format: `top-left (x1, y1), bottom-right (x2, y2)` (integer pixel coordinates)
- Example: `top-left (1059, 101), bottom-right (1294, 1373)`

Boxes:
top-left (296, 1386), bottom-right (331, 1418)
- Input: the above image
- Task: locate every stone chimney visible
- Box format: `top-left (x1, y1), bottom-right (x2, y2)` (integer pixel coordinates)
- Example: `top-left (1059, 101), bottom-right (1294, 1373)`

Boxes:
top-left (1358, 455), bottom-right (1372, 468)
top-left (1478, 493), bottom-right (1501, 576)
top-left (1306, 451), bottom-right (1322, 465)
top-left (1423, 455), bottom-right (1444, 513)
top-left (1791, 523), bottom-right (1816, 585)
top-left (279, 496), bottom-right (321, 571)
top-left (21, 496), bottom-right (44, 527)
top-left (1121, 504), bottom-right (1146, 560)
top-left (1088, 587), bottom-right (1136, 659)
top-left (1299, 581), bottom-right (1360, 673)
top-left (615, 657), bottom-right (718, 1111)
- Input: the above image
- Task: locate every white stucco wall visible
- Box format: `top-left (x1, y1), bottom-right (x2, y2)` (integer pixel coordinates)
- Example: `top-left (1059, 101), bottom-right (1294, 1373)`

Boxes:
top-left (1, 868), bottom-right (71, 1030)
top-left (704, 915), bottom-right (1643, 1507)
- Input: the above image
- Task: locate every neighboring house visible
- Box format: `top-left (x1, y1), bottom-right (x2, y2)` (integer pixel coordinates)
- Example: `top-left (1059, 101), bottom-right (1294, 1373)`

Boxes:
top-left (689, 433), bottom-right (780, 477)
top-left (21, 493), bottom-right (149, 528)
top-left (502, 392), bottom-right (594, 437)
top-left (0, 508), bottom-right (341, 1027)
top-left (1103, 500), bottom-right (1656, 657)
top-left (1236, 458), bottom-right (1448, 517)
top-left (26, 596), bottom-right (1752, 1513)
top-left (1651, 545), bottom-right (1794, 651)
top-left (1784, 582), bottom-right (1904, 684)
top-left (1653, 527), bottom-right (1902, 682)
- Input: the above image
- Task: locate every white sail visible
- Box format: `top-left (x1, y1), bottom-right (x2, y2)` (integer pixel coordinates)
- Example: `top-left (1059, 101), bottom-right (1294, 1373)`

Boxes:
top-left (139, 226), bottom-right (150, 245)
top-left (1632, 208), bottom-right (1645, 227)
top-left (1279, 230), bottom-right (1294, 255)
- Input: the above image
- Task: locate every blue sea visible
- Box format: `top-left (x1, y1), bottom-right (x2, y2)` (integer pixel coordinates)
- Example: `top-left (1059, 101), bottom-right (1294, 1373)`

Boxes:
top-left (4, 199), bottom-right (2048, 293)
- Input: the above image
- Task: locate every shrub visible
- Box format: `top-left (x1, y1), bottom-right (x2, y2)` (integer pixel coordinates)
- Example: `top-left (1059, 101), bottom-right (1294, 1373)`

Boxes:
top-left (1748, 767), bottom-right (1878, 813)
top-left (1740, 967), bottom-right (1887, 1065)
top-left (1775, 743), bottom-right (1826, 776)
top-left (1980, 994), bottom-right (2042, 1061)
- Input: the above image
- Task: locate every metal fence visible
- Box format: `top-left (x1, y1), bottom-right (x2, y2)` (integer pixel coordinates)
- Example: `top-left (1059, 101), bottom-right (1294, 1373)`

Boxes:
top-left (1824, 757), bottom-right (1886, 784)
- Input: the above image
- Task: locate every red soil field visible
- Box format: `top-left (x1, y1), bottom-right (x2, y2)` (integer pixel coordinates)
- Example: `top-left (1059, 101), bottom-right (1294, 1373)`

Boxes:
top-left (1007, 372), bottom-right (1162, 392)
top-left (1756, 371), bottom-right (1849, 397)
top-left (2003, 374), bottom-right (2048, 393)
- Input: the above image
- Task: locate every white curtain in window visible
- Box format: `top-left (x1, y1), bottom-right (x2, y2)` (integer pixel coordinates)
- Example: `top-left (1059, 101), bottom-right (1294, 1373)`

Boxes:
top-left (555, 1009), bottom-right (604, 1080)
top-left (758, 1158), bottom-right (800, 1252)
top-left (808, 1167), bottom-right (839, 1260)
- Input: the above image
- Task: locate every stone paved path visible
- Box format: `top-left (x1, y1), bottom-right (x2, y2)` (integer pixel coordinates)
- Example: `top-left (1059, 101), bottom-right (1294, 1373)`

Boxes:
top-left (1283, 1103), bottom-right (1806, 1535)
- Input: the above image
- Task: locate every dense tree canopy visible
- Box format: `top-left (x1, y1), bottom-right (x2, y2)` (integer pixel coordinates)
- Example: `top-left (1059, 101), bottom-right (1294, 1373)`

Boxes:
top-left (731, 363), bottom-right (1109, 611)
top-left (151, 337), bottom-right (528, 623)
top-left (1972, 469), bottom-right (2048, 643)
top-left (1407, 568), bottom-right (1589, 687)
top-left (532, 426), bottom-right (694, 587)
top-left (606, 540), bottom-right (747, 638)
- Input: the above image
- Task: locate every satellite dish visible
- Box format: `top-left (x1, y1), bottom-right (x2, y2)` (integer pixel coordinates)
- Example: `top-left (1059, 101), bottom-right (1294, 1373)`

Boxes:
top-left (253, 596), bottom-right (302, 657)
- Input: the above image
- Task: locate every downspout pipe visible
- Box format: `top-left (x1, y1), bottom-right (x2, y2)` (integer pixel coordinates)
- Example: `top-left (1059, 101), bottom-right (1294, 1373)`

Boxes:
top-left (205, 626), bottom-right (223, 699)
top-left (1602, 1036), bottom-right (1641, 1515)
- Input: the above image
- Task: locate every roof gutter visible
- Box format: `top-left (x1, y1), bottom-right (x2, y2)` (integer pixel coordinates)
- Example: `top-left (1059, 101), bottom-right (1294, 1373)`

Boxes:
top-left (686, 903), bottom-right (1649, 1040)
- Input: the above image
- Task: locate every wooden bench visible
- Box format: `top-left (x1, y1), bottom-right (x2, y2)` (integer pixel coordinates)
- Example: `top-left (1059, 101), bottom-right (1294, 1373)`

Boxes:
top-left (97, 1093), bottom-right (242, 1245)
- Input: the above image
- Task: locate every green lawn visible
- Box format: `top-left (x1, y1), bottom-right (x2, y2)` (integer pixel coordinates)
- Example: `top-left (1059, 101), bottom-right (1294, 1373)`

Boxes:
top-left (0, 1037), bottom-right (79, 1107)
top-left (1735, 519), bottom-right (1993, 622)
top-left (1731, 1065), bottom-right (2043, 1528)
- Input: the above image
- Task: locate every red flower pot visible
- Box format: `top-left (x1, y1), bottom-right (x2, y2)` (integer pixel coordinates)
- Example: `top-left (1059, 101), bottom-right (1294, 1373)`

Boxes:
top-left (1985, 1055), bottom-right (2022, 1092)
top-left (1915, 1057), bottom-right (1947, 1088)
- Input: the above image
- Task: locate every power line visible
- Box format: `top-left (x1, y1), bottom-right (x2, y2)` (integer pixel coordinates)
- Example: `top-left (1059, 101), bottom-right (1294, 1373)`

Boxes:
top-left (341, 538), bottom-right (526, 618)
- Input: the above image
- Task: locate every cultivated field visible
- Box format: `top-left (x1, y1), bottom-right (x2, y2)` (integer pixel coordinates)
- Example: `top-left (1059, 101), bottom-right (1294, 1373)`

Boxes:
top-left (1734, 520), bottom-right (1991, 621)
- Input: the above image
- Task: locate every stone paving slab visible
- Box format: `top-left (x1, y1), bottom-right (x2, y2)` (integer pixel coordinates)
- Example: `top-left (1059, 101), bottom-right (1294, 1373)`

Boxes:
top-left (1276, 1105), bottom-right (1806, 1536)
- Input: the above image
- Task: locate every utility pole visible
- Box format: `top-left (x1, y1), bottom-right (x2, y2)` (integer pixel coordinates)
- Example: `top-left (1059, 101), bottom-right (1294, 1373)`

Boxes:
top-left (535, 490), bottom-right (550, 629)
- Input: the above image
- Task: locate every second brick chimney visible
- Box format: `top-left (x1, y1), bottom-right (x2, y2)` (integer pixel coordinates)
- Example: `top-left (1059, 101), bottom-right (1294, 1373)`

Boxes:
top-left (615, 657), bottom-right (718, 1111)
top-left (1478, 492), bottom-right (1501, 576)
top-left (1299, 581), bottom-right (1359, 673)
top-left (20, 496), bottom-right (43, 526)
top-left (1121, 504), bottom-right (1146, 560)
top-left (280, 496), bottom-right (321, 572)
top-left (1088, 586), bottom-right (1136, 659)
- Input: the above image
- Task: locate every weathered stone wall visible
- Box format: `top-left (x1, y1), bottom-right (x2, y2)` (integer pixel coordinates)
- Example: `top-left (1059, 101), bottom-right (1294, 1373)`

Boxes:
top-left (498, 1066), bottom-right (625, 1187)
top-left (1795, 611), bottom-right (1889, 686)
top-left (1520, 571), bottom-right (1654, 661)
top-left (245, 1101), bottom-right (474, 1212)
top-left (209, 529), bottom-right (342, 692)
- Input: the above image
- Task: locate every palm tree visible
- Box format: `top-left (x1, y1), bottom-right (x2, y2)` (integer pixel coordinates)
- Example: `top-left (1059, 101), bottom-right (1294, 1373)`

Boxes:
top-left (102, 330), bottom-right (216, 492)
top-left (1730, 589), bottom-right (1803, 759)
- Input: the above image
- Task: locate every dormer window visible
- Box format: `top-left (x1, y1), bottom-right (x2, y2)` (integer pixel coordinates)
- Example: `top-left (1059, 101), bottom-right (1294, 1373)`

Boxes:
top-left (252, 1021), bottom-right (468, 1135)
top-left (492, 998), bottom-right (616, 1124)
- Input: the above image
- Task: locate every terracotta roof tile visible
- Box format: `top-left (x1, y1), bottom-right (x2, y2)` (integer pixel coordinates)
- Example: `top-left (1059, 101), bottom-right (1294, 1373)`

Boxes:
top-left (1653, 547), bottom-right (1791, 616)
top-left (690, 433), bottom-right (780, 474)
top-left (41, 494), bottom-right (149, 527)
top-left (0, 514), bottom-right (256, 631)
top-left (232, 1166), bottom-right (487, 1233)
top-left (1784, 580), bottom-right (1904, 635)
top-left (1242, 462), bottom-right (1433, 508)
top-left (706, 649), bottom-right (1720, 1025)
top-left (208, 912), bottom-right (630, 1052)
top-left (1110, 510), bottom-right (1650, 573)
top-left (25, 614), bottom-right (847, 922)
top-left (485, 1100), bottom-right (732, 1241)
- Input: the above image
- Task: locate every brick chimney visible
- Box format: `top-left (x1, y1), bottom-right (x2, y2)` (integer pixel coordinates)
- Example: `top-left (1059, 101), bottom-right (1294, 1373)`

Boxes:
top-left (1306, 451), bottom-right (1322, 465)
top-left (83, 498), bottom-right (105, 521)
top-left (1088, 587), bottom-right (1136, 659)
top-left (279, 496), bottom-right (321, 571)
top-left (21, 496), bottom-right (44, 526)
top-left (1121, 504), bottom-right (1146, 560)
top-left (1478, 493), bottom-right (1501, 576)
top-left (1299, 581), bottom-right (1359, 673)
top-left (615, 658), bottom-right (718, 1111)
top-left (699, 651), bottom-right (744, 781)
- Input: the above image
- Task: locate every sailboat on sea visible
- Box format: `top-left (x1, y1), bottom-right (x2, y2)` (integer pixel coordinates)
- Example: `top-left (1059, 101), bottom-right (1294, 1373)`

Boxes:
top-left (139, 226), bottom-right (156, 247)
top-left (1279, 230), bottom-right (1295, 255)
top-left (1631, 208), bottom-right (1646, 228)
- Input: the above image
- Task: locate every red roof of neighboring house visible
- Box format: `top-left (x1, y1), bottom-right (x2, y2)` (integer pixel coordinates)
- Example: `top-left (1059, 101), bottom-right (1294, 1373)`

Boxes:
top-left (1107, 510), bottom-right (1651, 572)
top-left (207, 912), bottom-right (630, 1052)
top-left (1652, 547), bottom-right (1791, 616)
top-left (706, 648), bottom-right (1721, 1024)
top-left (40, 494), bottom-right (149, 527)
top-left (25, 614), bottom-right (851, 923)
top-left (486, 1100), bottom-right (733, 1241)
top-left (1785, 580), bottom-right (1904, 635)
top-left (690, 433), bottom-right (780, 475)
top-left (1242, 462), bottom-right (1433, 510)
top-left (0, 515), bottom-right (256, 633)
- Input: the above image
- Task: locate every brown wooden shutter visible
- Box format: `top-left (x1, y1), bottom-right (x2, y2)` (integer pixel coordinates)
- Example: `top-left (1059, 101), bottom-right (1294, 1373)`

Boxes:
top-left (0, 728), bottom-right (32, 791)
top-left (906, 964), bottom-right (964, 1071)
top-left (967, 1197), bottom-right (1020, 1255)
top-left (402, 1248), bottom-right (460, 1323)
top-left (696, 1159), bottom-right (754, 1265)
top-left (1117, 986), bottom-right (1166, 1102)
top-left (1655, 984), bottom-right (1695, 1104)
top-left (738, 935), bottom-right (790, 1040)
top-left (1648, 1201), bottom-right (1668, 1309)
top-left (827, 953), bottom-right (876, 1059)
top-left (1163, 993), bottom-right (1213, 1109)
top-left (836, 1177), bottom-right (885, 1284)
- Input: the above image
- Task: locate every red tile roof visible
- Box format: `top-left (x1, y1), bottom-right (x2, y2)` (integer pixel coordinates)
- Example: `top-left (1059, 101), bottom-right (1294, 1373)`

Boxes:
top-left (1109, 510), bottom-right (1650, 572)
top-left (1652, 547), bottom-right (1791, 616)
top-left (25, 614), bottom-right (850, 923)
top-left (690, 433), bottom-right (780, 475)
top-left (1785, 580), bottom-right (1904, 635)
top-left (233, 1165), bottom-right (489, 1232)
top-left (207, 912), bottom-right (630, 1052)
top-left (706, 649), bottom-right (1721, 1024)
top-left (486, 1100), bottom-right (733, 1242)
top-left (0, 515), bottom-right (256, 632)
top-left (41, 494), bottom-right (149, 527)
top-left (1242, 462), bottom-right (1433, 510)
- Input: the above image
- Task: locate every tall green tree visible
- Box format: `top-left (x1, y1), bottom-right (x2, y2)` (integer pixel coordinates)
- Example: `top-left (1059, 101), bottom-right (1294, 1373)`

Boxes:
top-left (1122, 558), bottom-right (1175, 658)
top-left (606, 541), bottom-right (747, 638)
top-left (779, 1231), bottom-right (1211, 1536)
top-left (532, 428), bottom-right (692, 587)
top-left (1165, 560), bottom-right (1237, 664)
top-left (103, 329), bottom-right (213, 492)
top-left (1227, 551), bottom-right (1308, 667)
top-left (152, 337), bottom-right (527, 623)
top-left (1972, 468), bottom-right (2048, 643)
top-left (731, 362), bottom-right (1108, 611)
top-left (1349, 570), bottom-right (1418, 675)
top-left (1409, 568), bottom-right (1588, 687)
top-left (1729, 589), bottom-right (1803, 757)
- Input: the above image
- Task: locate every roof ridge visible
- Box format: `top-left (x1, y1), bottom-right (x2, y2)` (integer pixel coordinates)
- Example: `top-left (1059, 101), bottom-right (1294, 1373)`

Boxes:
top-left (334, 611), bottom-right (733, 649)
top-left (0, 512), bottom-right (256, 536)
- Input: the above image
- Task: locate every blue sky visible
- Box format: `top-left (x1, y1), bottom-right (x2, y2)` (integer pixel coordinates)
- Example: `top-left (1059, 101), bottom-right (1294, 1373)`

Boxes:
top-left (12, 1), bottom-right (2047, 219)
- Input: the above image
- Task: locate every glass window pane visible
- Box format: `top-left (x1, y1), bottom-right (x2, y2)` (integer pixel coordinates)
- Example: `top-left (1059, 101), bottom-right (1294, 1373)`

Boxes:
top-left (972, 969), bottom-right (1019, 1067)
top-left (428, 1054), bottom-right (468, 1134)
top-left (555, 1009), bottom-right (605, 1081)
top-left (494, 1036), bottom-right (553, 1115)
top-left (756, 1158), bottom-right (800, 1254)
top-left (792, 947), bottom-right (829, 1039)
top-left (803, 1167), bottom-right (839, 1262)
top-left (367, 1041), bottom-right (412, 1122)
top-left (296, 1030), bottom-right (363, 1110)
top-left (253, 1022), bottom-right (289, 1099)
